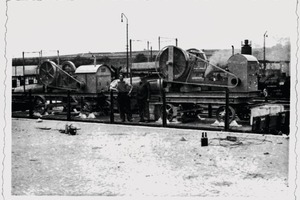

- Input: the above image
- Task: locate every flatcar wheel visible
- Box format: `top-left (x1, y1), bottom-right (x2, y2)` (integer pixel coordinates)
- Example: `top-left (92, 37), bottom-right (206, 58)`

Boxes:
top-left (161, 104), bottom-right (174, 122)
top-left (33, 96), bottom-right (46, 115)
top-left (216, 106), bottom-right (236, 123)
top-left (82, 101), bottom-right (92, 113)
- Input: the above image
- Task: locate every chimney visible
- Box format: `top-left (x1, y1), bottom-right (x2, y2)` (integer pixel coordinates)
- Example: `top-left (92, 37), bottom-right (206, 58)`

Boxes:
top-left (241, 39), bottom-right (252, 55)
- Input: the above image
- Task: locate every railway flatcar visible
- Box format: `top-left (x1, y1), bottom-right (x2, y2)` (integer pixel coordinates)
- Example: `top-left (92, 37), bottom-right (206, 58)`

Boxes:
top-left (12, 60), bottom-right (113, 115)
top-left (144, 45), bottom-right (261, 122)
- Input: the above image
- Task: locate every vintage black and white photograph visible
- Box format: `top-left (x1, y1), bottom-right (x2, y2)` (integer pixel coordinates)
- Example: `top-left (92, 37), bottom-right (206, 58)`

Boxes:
top-left (0, 0), bottom-right (299, 199)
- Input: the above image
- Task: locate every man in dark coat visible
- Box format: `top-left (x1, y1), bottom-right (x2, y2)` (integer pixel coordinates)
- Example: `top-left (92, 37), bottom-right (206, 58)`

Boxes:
top-left (137, 78), bottom-right (149, 122)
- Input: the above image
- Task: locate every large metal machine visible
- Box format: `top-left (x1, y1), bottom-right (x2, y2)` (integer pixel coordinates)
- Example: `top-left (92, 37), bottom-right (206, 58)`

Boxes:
top-left (13, 60), bottom-right (112, 115)
top-left (146, 45), bottom-right (261, 122)
top-left (38, 60), bottom-right (112, 93)
top-left (153, 45), bottom-right (259, 92)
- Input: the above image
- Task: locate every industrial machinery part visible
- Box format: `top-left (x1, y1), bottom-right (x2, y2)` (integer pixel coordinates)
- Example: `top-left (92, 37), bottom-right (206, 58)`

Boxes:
top-left (227, 54), bottom-right (260, 92)
top-left (33, 95), bottom-right (47, 115)
top-left (146, 45), bottom-right (261, 123)
top-left (61, 61), bottom-right (76, 73)
top-left (156, 45), bottom-right (191, 81)
top-left (38, 60), bottom-right (58, 86)
top-left (155, 46), bottom-right (208, 82)
top-left (38, 60), bottom-right (83, 91)
top-left (61, 61), bottom-right (77, 86)
top-left (215, 105), bottom-right (236, 123)
top-left (155, 45), bottom-right (240, 90)
top-left (160, 104), bottom-right (175, 122)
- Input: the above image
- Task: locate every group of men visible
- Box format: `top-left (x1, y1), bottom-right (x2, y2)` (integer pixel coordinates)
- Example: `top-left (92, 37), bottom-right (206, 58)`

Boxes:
top-left (110, 73), bottom-right (149, 122)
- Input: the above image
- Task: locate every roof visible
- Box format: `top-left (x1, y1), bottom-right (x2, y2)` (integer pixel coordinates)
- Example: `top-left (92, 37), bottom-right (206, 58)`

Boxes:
top-left (228, 54), bottom-right (259, 63)
top-left (241, 54), bottom-right (259, 62)
top-left (75, 64), bottom-right (108, 74)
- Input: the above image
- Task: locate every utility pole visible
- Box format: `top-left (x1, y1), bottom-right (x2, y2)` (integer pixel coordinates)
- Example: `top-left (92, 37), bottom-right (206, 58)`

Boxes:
top-left (263, 31), bottom-right (268, 71)
top-left (121, 13), bottom-right (129, 77)
top-left (158, 36), bottom-right (160, 50)
top-left (129, 39), bottom-right (132, 84)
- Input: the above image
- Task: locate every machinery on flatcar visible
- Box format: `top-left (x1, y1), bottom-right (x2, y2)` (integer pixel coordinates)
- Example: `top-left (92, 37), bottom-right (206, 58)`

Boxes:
top-left (13, 60), bottom-right (112, 115)
top-left (12, 40), bottom-right (290, 123)
top-left (143, 45), bottom-right (261, 122)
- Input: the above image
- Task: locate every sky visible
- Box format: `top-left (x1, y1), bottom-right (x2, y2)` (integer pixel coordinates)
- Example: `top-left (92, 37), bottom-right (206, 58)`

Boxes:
top-left (4, 0), bottom-right (296, 58)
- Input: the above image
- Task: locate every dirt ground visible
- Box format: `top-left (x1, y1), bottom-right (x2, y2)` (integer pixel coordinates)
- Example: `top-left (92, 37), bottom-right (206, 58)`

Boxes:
top-left (11, 118), bottom-right (290, 198)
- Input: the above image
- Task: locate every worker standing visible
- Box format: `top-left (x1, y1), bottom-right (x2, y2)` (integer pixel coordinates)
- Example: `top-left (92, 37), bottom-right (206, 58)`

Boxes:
top-left (137, 78), bottom-right (149, 122)
top-left (110, 73), bottom-right (133, 122)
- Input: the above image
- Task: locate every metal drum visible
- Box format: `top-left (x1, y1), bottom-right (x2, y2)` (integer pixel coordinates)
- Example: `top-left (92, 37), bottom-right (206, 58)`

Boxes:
top-left (156, 46), bottom-right (190, 81)
top-left (156, 46), bottom-right (208, 82)
top-left (38, 60), bottom-right (58, 86)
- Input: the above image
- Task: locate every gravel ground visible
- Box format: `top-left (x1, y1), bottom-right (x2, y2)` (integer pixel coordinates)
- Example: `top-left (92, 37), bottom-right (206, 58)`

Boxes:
top-left (11, 118), bottom-right (289, 198)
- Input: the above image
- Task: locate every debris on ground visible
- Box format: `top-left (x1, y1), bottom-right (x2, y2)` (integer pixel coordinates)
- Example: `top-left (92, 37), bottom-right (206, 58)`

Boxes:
top-left (78, 113), bottom-right (87, 119)
top-left (59, 123), bottom-right (80, 135)
top-left (211, 120), bottom-right (224, 127)
top-left (33, 112), bottom-right (43, 118)
top-left (36, 127), bottom-right (51, 130)
top-left (211, 120), bottom-right (242, 127)
top-left (197, 114), bottom-right (206, 120)
top-left (229, 120), bottom-right (242, 127)
top-left (226, 136), bottom-right (237, 142)
top-left (36, 118), bottom-right (43, 123)
top-left (12, 118), bottom-right (289, 197)
top-left (155, 117), bottom-right (179, 124)
top-left (88, 113), bottom-right (96, 119)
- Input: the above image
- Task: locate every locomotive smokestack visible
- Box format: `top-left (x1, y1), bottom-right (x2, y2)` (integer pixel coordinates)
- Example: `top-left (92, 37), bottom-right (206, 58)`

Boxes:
top-left (241, 39), bottom-right (252, 55)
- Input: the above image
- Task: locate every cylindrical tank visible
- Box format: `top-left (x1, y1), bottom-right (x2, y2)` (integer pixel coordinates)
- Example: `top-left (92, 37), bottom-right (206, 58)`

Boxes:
top-left (156, 46), bottom-right (207, 82)
top-left (147, 78), bottom-right (166, 93)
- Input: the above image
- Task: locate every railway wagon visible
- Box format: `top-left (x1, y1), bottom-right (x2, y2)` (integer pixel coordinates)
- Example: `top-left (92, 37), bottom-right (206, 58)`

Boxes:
top-left (12, 60), bottom-right (113, 115)
top-left (144, 45), bottom-right (261, 123)
top-left (13, 43), bottom-right (280, 124)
